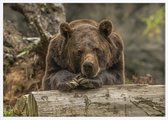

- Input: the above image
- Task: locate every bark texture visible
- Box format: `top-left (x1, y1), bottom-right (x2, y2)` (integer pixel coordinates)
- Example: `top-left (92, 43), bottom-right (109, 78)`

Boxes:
top-left (14, 84), bottom-right (165, 116)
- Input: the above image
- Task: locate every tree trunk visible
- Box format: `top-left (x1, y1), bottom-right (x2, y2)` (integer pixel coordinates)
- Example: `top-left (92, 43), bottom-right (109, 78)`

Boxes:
top-left (11, 3), bottom-right (66, 66)
top-left (13, 84), bottom-right (165, 116)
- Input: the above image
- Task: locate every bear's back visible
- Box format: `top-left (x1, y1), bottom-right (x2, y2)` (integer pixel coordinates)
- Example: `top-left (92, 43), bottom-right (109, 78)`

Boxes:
top-left (69, 19), bottom-right (98, 29)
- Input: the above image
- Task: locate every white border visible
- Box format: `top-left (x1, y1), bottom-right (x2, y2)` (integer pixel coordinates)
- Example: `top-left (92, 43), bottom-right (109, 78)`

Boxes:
top-left (165, 1), bottom-right (168, 119)
top-left (1, 0), bottom-right (167, 120)
top-left (2, 0), bottom-right (167, 3)
top-left (0, 0), bottom-right (3, 118)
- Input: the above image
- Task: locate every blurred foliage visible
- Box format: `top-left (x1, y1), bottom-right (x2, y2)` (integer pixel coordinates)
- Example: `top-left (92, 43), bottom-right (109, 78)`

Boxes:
top-left (3, 106), bottom-right (14, 116)
top-left (16, 44), bottom-right (34, 58)
top-left (143, 8), bottom-right (165, 38)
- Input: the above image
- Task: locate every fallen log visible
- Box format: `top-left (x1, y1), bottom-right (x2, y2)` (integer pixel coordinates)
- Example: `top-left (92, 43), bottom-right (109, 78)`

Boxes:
top-left (13, 84), bottom-right (165, 116)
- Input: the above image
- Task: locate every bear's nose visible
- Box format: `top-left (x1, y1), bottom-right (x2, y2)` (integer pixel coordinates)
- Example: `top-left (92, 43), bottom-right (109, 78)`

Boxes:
top-left (83, 62), bottom-right (93, 74)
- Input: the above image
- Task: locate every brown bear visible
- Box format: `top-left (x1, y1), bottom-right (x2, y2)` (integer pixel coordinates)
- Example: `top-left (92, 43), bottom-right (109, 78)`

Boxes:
top-left (42, 19), bottom-right (125, 91)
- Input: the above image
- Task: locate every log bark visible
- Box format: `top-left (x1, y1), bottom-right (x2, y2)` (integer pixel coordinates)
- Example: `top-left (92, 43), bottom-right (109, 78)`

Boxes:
top-left (13, 84), bottom-right (165, 116)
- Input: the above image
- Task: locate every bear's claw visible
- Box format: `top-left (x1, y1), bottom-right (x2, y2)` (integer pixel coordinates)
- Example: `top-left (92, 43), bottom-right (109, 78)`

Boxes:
top-left (64, 73), bottom-right (96, 90)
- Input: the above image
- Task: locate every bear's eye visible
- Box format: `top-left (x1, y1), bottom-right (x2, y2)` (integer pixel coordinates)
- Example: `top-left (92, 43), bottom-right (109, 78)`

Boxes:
top-left (93, 48), bottom-right (101, 54)
top-left (94, 48), bottom-right (104, 58)
top-left (77, 50), bottom-right (83, 56)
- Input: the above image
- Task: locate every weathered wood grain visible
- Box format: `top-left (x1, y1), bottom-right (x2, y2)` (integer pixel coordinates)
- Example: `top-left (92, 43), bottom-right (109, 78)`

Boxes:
top-left (14, 84), bottom-right (165, 116)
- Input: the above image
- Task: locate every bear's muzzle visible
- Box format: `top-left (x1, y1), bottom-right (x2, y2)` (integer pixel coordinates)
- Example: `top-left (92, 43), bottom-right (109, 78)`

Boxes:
top-left (81, 53), bottom-right (100, 78)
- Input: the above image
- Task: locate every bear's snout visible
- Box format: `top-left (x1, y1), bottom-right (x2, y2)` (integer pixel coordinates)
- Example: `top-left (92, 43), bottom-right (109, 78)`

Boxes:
top-left (83, 62), bottom-right (94, 76)
top-left (81, 53), bottom-right (100, 78)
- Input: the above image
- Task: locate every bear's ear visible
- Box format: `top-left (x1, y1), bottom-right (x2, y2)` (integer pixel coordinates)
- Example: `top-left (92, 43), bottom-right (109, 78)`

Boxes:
top-left (99, 19), bottom-right (113, 37)
top-left (60, 22), bottom-right (72, 39)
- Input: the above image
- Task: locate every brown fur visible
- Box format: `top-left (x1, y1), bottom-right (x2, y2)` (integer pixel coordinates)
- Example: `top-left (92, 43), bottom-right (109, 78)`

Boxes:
top-left (42, 19), bottom-right (125, 90)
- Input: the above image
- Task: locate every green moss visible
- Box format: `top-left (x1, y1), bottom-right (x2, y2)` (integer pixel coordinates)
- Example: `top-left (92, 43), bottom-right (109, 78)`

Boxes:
top-left (125, 78), bottom-right (133, 84)
top-left (3, 107), bottom-right (14, 117)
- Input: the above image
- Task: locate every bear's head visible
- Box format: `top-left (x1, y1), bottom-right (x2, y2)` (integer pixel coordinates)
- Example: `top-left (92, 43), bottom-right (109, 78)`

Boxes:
top-left (59, 19), bottom-right (123, 78)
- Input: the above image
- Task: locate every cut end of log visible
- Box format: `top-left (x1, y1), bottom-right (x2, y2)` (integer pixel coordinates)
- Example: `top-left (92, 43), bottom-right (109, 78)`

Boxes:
top-left (14, 94), bottom-right (38, 116)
